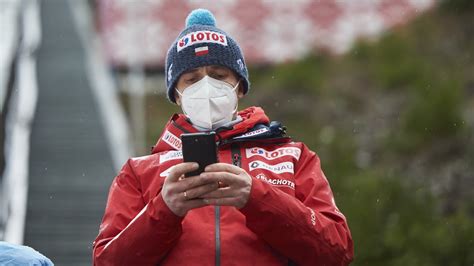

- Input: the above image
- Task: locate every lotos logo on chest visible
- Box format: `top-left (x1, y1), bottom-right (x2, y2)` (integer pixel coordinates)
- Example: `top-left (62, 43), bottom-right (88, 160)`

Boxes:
top-left (177, 31), bottom-right (228, 52)
top-left (246, 147), bottom-right (301, 160)
top-left (162, 130), bottom-right (182, 150)
top-left (249, 161), bottom-right (294, 174)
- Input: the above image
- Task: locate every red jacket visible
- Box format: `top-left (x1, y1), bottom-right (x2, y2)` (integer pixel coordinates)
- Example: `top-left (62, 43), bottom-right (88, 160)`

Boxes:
top-left (93, 107), bottom-right (353, 265)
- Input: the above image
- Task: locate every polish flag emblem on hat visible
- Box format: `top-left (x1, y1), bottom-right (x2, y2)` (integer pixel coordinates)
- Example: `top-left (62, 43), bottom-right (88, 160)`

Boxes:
top-left (195, 46), bottom-right (209, 56)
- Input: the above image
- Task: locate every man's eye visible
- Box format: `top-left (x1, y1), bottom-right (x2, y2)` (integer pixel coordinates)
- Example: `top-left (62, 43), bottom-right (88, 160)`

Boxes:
top-left (213, 73), bottom-right (227, 79)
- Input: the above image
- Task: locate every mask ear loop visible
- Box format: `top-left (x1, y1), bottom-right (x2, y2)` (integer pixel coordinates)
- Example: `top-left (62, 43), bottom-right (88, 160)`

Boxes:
top-left (175, 88), bottom-right (183, 97)
top-left (175, 88), bottom-right (192, 119)
top-left (231, 79), bottom-right (241, 92)
top-left (231, 79), bottom-right (241, 114)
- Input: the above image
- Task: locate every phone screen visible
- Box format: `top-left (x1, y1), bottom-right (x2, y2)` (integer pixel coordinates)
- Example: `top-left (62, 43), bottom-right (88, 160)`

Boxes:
top-left (181, 132), bottom-right (218, 177)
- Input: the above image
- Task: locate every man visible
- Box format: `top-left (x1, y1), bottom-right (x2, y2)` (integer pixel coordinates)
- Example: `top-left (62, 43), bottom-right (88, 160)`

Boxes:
top-left (93, 9), bottom-right (353, 266)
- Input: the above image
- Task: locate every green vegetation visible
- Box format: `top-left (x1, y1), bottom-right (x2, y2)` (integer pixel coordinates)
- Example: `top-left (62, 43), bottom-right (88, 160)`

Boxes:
top-left (140, 3), bottom-right (474, 265)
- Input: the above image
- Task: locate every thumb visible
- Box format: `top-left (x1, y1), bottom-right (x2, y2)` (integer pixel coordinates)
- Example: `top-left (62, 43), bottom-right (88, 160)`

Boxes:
top-left (167, 162), bottom-right (199, 182)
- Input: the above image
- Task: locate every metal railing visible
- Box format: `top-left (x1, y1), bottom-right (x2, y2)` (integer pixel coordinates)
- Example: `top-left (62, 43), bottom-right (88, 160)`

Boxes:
top-left (0, 0), bottom-right (41, 244)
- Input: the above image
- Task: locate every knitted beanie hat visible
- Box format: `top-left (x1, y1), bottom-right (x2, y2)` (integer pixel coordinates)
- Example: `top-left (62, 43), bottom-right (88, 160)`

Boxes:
top-left (165, 9), bottom-right (249, 103)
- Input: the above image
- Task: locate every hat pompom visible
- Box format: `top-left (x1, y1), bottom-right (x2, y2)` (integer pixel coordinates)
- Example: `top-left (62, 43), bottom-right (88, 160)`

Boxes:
top-left (185, 9), bottom-right (216, 27)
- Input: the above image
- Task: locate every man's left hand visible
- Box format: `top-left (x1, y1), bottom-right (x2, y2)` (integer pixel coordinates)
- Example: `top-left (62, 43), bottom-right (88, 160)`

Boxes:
top-left (199, 163), bottom-right (252, 209)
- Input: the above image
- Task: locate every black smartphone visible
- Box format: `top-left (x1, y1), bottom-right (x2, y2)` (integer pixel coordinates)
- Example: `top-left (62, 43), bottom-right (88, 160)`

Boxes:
top-left (181, 132), bottom-right (218, 177)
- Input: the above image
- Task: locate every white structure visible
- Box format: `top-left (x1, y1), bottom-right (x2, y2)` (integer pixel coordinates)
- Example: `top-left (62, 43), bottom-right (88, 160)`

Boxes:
top-left (97, 0), bottom-right (435, 67)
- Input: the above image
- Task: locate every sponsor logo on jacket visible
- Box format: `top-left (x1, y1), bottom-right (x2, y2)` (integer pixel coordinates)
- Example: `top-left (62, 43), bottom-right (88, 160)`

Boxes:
top-left (177, 31), bottom-right (228, 52)
top-left (234, 128), bottom-right (269, 139)
top-left (249, 161), bottom-right (294, 174)
top-left (256, 173), bottom-right (295, 189)
top-left (159, 150), bottom-right (183, 163)
top-left (246, 147), bottom-right (301, 160)
top-left (162, 130), bottom-right (182, 150)
top-left (309, 208), bottom-right (316, 225)
top-left (160, 166), bottom-right (172, 177)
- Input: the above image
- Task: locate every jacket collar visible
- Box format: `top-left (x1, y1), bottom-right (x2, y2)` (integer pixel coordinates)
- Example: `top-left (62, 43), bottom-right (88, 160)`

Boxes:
top-left (151, 106), bottom-right (270, 154)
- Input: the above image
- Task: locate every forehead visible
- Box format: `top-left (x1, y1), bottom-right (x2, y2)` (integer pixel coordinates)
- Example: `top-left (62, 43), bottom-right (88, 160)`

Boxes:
top-left (181, 65), bottom-right (232, 75)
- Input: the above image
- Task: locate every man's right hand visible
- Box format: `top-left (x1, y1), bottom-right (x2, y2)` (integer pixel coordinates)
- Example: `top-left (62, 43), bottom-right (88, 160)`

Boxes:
top-left (161, 162), bottom-right (219, 216)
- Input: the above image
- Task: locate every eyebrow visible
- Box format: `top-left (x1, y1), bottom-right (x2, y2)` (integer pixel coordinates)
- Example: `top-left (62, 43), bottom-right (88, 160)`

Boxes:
top-left (181, 68), bottom-right (200, 75)
top-left (209, 65), bottom-right (229, 71)
top-left (181, 65), bottom-right (229, 76)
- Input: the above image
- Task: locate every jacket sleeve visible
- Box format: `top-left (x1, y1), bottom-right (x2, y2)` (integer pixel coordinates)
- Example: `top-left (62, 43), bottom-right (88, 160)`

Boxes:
top-left (240, 144), bottom-right (354, 265)
top-left (93, 159), bottom-right (183, 266)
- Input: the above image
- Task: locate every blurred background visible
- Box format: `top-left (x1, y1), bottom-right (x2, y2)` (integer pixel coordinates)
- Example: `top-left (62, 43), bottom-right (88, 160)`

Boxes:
top-left (1, 0), bottom-right (473, 265)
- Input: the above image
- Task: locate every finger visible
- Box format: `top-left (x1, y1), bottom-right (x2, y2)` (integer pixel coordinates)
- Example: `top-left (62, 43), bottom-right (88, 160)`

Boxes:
top-left (205, 163), bottom-right (243, 175)
top-left (199, 187), bottom-right (236, 199)
top-left (185, 182), bottom-right (219, 199)
top-left (200, 171), bottom-right (241, 186)
top-left (167, 162), bottom-right (199, 182)
top-left (203, 197), bottom-right (242, 207)
top-left (178, 174), bottom-right (221, 191)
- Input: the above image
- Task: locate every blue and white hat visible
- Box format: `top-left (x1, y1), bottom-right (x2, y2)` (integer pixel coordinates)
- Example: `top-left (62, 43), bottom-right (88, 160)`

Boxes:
top-left (165, 9), bottom-right (249, 103)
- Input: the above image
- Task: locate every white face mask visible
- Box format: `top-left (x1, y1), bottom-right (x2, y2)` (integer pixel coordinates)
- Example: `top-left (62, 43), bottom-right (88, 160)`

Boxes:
top-left (176, 75), bottom-right (239, 130)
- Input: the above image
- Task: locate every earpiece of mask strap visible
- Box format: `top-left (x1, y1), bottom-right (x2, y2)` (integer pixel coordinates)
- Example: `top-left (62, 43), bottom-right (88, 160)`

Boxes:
top-left (231, 80), bottom-right (241, 114)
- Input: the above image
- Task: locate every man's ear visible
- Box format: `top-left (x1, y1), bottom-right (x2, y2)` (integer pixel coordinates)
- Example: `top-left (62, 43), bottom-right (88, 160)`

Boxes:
top-left (237, 83), bottom-right (245, 99)
top-left (175, 89), bottom-right (182, 106)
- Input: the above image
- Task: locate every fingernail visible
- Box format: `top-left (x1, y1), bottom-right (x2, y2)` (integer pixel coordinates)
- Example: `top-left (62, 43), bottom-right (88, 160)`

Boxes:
top-left (203, 199), bottom-right (209, 204)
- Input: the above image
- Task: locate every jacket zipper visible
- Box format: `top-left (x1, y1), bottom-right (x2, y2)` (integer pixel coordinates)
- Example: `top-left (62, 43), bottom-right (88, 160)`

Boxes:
top-left (231, 144), bottom-right (242, 167)
top-left (214, 144), bottom-right (241, 266)
top-left (214, 205), bottom-right (220, 266)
